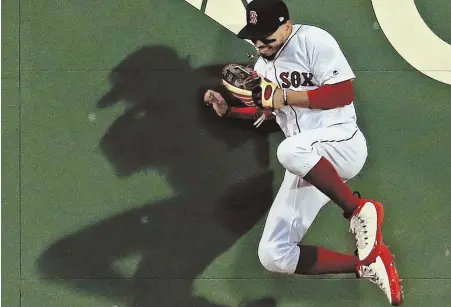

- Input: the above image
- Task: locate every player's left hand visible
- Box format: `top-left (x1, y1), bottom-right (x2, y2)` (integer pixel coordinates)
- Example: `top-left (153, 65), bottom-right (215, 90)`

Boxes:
top-left (221, 63), bottom-right (283, 110)
top-left (221, 63), bottom-right (260, 107)
top-left (251, 77), bottom-right (283, 110)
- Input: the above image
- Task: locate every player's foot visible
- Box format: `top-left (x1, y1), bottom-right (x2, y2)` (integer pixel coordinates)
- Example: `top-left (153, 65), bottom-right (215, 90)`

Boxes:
top-left (357, 244), bottom-right (404, 306)
top-left (349, 191), bottom-right (384, 263)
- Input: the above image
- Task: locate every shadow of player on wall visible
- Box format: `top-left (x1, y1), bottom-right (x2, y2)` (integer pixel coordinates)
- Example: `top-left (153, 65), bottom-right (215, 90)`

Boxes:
top-left (37, 45), bottom-right (282, 307)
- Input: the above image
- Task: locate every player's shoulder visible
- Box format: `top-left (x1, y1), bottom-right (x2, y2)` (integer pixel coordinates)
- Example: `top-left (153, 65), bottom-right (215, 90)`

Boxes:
top-left (254, 57), bottom-right (265, 69)
top-left (294, 24), bottom-right (337, 43)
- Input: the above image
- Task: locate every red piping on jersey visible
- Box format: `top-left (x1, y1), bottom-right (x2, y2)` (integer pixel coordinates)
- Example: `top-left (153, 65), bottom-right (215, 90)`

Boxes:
top-left (307, 80), bottom-right (354, 110)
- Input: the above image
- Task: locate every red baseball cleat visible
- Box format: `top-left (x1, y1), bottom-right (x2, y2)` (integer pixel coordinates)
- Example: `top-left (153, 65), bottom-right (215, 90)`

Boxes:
top-left (349, 192), bottom-right (385, 263)
top-left (357, 244), bottom-right (404, 305)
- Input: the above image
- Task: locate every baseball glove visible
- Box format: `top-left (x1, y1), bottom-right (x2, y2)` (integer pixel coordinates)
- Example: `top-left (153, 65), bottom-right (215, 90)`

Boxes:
top-left (221, 64), bottom-right (279, 110)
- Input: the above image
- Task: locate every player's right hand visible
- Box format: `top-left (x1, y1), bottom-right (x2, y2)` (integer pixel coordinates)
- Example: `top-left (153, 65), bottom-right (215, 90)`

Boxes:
top-left (204, 90), bottom-right (229, 117)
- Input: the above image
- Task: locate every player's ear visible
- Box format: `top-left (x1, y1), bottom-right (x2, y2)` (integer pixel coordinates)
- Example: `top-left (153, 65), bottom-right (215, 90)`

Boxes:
top-left (283, 21), bottom-right (292, 35)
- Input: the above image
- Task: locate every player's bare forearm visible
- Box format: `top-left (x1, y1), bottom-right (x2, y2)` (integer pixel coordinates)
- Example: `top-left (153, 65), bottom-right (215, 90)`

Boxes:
top-left (274, 89), bottom-right (310, 108)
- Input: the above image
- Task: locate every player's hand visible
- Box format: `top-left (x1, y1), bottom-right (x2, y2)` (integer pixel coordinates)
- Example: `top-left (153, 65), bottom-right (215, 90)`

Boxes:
top-left (204, 90), bottom-right (229, 117)
top-left (251, 77), bottom-right (283, 110)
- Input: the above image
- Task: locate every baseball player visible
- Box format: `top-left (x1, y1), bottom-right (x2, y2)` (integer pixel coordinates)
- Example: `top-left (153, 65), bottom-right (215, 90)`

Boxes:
top-left (204, 0), bottom-right (404, 305)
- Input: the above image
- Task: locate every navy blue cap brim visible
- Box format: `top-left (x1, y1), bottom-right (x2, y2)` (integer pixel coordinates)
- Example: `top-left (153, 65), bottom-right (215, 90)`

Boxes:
top-left (237, 24), bottom-right (277, 40)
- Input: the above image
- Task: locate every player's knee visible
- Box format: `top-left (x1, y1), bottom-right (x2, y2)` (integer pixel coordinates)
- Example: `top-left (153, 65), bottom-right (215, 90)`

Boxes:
top-left (276, 138), bottom-right (312, 175)
top-left (258, 245), bottom-right (282, 273)
top-left (258, 242), bottom-right (297, 274)
top-left (277, 141), bottom-right (295, 168)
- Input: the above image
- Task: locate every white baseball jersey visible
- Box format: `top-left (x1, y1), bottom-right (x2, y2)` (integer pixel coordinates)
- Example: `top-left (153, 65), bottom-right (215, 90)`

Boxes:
top-left (251, 27), bottom-right (369, 277)
top-left (253, 24), bottom-right (357, 137)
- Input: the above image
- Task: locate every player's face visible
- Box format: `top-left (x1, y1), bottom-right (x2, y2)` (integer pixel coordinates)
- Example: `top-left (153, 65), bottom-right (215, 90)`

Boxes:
top-left (252, 21), bottom-right (292, 60)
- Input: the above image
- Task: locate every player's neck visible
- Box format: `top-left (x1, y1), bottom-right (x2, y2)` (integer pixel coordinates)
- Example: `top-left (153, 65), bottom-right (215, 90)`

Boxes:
top-left (283, 24), bottom-right (293, 44)
top-left (287, 24), bottom-right (293, 38)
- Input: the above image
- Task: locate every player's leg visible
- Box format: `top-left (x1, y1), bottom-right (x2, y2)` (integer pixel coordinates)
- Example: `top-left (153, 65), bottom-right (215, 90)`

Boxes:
top-left (257, 169), bottom-right (403, 305)
top-left (258, 171), bottom-right (359, 275)
top-left (257, 170), bottom-right (403, 305)
top-left (276, 124), bottom-right (403, 305)
top-left (289, 128), bottom-right (364, 217)
top-left (276, 124), bottom-right (378, 260)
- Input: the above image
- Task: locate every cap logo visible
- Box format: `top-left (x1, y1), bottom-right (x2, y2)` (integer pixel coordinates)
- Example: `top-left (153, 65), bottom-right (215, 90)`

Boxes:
top-left (249, 11), bottom-right (258, 24)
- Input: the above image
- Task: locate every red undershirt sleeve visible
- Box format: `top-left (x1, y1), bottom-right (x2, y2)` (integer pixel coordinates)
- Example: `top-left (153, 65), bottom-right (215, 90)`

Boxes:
top-left (307, 80), bottom-right (354, 110)
top-left (226, 106), bottom-right (275, 120)
top-left (228, 106), bottom-right (258, 118)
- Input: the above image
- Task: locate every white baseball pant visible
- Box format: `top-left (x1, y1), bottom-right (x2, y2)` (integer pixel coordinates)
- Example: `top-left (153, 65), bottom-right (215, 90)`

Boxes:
top-left (258, 123), bottom-right (368, 273)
